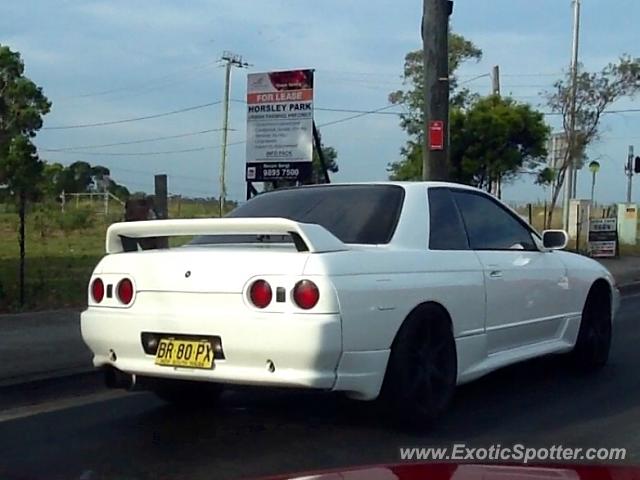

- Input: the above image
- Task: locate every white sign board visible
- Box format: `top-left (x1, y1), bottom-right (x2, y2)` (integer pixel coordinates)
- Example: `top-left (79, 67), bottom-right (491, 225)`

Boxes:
top-left (588, 218), bottom-right (617, 258)
top-left (245, 69), bottom-right (314, 182)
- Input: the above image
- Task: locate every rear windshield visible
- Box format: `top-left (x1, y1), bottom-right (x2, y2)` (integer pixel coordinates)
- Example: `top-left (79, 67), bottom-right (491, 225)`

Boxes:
top-left (192, 185), bottom-right (404, 245)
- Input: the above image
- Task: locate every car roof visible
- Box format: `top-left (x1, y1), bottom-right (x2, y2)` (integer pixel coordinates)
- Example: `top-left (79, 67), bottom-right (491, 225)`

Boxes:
top-left (282, 181), bottom-right (481, 193)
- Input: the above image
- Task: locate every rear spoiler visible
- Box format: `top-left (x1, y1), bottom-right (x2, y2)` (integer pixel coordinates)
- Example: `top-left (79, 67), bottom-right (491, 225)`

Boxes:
top-left (105, 217), bottom-right (348, 254)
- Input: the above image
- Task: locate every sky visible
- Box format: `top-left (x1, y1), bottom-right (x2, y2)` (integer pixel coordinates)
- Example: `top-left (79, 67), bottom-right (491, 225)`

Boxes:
top-left (1, 0), bottom-right (639, 205)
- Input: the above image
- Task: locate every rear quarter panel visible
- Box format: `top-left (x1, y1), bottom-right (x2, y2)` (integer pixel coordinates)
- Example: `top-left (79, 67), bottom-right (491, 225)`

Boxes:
top-left (303, 249), bottom-right (486, 352)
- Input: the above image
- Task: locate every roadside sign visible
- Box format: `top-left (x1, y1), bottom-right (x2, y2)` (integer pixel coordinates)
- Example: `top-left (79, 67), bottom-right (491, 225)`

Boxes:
top-left (588, 218), bottom-right (617, 258)
top-left (245, 69), bottom-right (314, 182)
top-left (428, 120), bottom-right (444, 151)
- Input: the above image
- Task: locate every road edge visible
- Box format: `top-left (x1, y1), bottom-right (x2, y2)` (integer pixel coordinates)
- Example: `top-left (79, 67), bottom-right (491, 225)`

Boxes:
top-left (619, 281), bottom-right (640, 296)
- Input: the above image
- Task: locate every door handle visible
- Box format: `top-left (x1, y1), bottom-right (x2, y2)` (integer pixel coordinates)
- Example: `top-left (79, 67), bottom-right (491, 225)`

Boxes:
top-left (489, 270), bottom-right (503, 278)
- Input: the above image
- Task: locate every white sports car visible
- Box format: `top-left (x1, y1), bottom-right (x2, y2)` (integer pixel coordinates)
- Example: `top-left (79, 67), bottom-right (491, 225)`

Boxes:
top-left (81, 182), bottom-right (619, 423)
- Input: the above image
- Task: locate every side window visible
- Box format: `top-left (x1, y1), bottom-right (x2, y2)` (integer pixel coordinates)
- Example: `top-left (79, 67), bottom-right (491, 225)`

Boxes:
top-left (428, 188), bottom-right (469, 250)
top-left (452, 190), bottom-right (537, 251)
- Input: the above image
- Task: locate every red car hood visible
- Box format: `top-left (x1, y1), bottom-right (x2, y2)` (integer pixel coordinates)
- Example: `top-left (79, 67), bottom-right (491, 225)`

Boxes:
top-left (263, 463), bottom-right (638, 480)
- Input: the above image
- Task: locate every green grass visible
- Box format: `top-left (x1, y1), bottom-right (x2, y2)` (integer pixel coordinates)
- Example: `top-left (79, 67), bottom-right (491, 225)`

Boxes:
top-left (3, 198), bottom-right (638, 313)
top-left (0, 200), bottom-right (223, 313)
top-left (0, 213), bottom-right (106, 312)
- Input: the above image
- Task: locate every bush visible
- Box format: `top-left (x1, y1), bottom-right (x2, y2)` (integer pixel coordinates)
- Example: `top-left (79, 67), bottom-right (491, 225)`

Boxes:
top-left (31, 204), bottom-right (61, 239)
top-left (0, 203), bottom-right (17, 214)
top-left (57, 208), bottom-right (94, 234)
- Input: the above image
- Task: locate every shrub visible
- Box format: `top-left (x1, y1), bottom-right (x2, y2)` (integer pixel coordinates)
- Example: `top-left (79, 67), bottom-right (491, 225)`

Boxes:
top-left (31, 204), bottom-right (61, 239)
top-left (57, 208), bottom-right (94, 234)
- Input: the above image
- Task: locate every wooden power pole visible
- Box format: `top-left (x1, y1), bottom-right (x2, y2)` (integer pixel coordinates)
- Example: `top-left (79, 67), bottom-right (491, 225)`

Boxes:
top-left (422, 0), bottom-right (453, 181)
top-left (562, 0), bottom-right (581, 231)
top-left (491, 65), bottom-right (502, 197)
top-left (491, 65), bottom-right (500, 96)
top-left (218, 51), bottom-right (249, 217)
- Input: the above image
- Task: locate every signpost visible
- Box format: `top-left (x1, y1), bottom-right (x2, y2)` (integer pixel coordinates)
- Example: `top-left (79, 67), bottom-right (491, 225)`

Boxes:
top-left (588, 218), bottom-right (617, 258)
top-left (245, 69), bottom-right (314, 192)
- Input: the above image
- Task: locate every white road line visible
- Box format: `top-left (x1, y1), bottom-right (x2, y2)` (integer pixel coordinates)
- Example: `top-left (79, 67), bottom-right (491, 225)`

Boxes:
top-left (0, 390), bottom-right (138, 423)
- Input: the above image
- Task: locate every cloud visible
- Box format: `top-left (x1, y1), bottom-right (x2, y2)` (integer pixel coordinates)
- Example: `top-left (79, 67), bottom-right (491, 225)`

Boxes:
top-left (4, 0), bottom-right (639, 202)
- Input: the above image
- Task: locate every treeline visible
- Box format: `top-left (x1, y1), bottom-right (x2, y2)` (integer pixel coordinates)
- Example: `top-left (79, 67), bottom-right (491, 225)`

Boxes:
top-left (0, 160), bottom-right (130, 204)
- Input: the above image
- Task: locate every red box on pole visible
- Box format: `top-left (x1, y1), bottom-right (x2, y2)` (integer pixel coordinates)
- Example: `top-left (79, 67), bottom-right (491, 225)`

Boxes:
top-left (428, 120), bottom-right (444, 151)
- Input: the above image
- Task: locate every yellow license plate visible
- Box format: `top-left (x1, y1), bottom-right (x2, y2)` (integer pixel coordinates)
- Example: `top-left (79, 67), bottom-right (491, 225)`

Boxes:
top-left (155, 338), bottom-right (214, 369)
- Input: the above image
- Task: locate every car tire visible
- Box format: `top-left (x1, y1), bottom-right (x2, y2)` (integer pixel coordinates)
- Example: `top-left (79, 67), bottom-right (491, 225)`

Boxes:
top-left (380, 304), bottom-right (457, 427)
top-left (571, 286), bottom-right (612, 371)
top-left (151, 379), bottom-right (224, 407)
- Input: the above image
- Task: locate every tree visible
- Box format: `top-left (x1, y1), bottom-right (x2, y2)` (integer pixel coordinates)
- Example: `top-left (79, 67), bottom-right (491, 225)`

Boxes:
top-left (0, 45), bottom-right (51, 306)
top-left (38, 160), bottom-right (131, 202)
top-left (39, 161), bottom-right (65, 199)
top-left (2, 137), bottom-right (45, 306)
top-left (449, 95), bottom-right (549, 190)
top-left (540, 55), bottom-right (640, 227)
top-left (106, 180), bottom-right (130, 200)
top-left (58, 161), bottom-right (95, 193)
top-left (309, 142), bottom-right (338, 184)
top-left (388, 33), bottom-right (482, 180)
top-left (389, 94), bottom-right (550, 186)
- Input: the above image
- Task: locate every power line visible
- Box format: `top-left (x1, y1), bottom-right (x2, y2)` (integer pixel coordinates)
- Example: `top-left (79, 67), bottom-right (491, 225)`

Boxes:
top-left (316, 106), bottom-right (402, 115)
top-left (458, 72), bottom-right (562, 78)
top-left (109, 166), bottom-right (216, 184)
top-left (459, 73), bottom-right (490, 85)
top-left (41, 94), bottom-right (640, 139)
top-left (71, 68), bottom-right (217, 104)
top-left (231, 99), bottom-right (403, 116)
top-left (501, 73), bottom-right (562, 78)
top-left (51, 63), bottom-right (564, 103)
top-left (43, 101), bottom-right (401, 140)
top-left (502, 84), bottom-right (555, 88)
top-left (58, 59), bottom-right (219, 100)
top-left (41, 128), bottom-right (226, 152)
top-left (42, 105), bottom-right (401, 157)
top-left (41, 105), bottom-right (640, 157)
top-left (43, 140), bottom-right (246, 157)
top-left (601, 108), bottom-right (640, 115)
top-left (43, 101), bottom-right (222, 130)
top-left (316, 105), bottom-right (401, 127)
top-left (541, 108), bottom-right (640, 116)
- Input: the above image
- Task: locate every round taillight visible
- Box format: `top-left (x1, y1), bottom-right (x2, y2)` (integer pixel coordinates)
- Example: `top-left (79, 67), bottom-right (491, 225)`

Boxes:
top-left (91, 278), bottom-right (104, 303)
top-left (117, 278), bottom-right (134, 305)
top-left (249, 279), bottom-right (272, 308)
top-left (293, 280), bottom-right (319, 310)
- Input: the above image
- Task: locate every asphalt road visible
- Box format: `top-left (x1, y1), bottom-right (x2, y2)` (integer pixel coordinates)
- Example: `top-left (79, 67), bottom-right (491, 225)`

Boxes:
top-left (1, 295), bottom-right (640, 480)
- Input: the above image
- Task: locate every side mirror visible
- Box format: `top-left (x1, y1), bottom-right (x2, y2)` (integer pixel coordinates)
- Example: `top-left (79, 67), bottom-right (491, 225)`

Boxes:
top-left (542, 230), bottom-right (568, 250)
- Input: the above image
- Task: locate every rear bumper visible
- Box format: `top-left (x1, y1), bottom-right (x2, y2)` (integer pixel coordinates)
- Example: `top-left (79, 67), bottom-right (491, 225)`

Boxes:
top-left (81, 307), bottom-right (342, 390)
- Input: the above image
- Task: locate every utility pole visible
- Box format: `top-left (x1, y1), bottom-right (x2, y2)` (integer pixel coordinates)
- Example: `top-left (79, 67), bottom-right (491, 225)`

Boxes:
top-left (491, 65), bottom-right (500, 96)
top-left (491, 65), bottom-right (501, 197)
top-left (563, 0), bottom-right (581, 231)
top-left (218, 51), bottom-right (249, 217)
top-left (422, 0), bottom-right (453, 181)
top-left (588, 160), bottom-right (600, 205)
top-left (626, 145), bottom-right (635, 203)
top-left (154, 174), bottom-right (169, 248)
